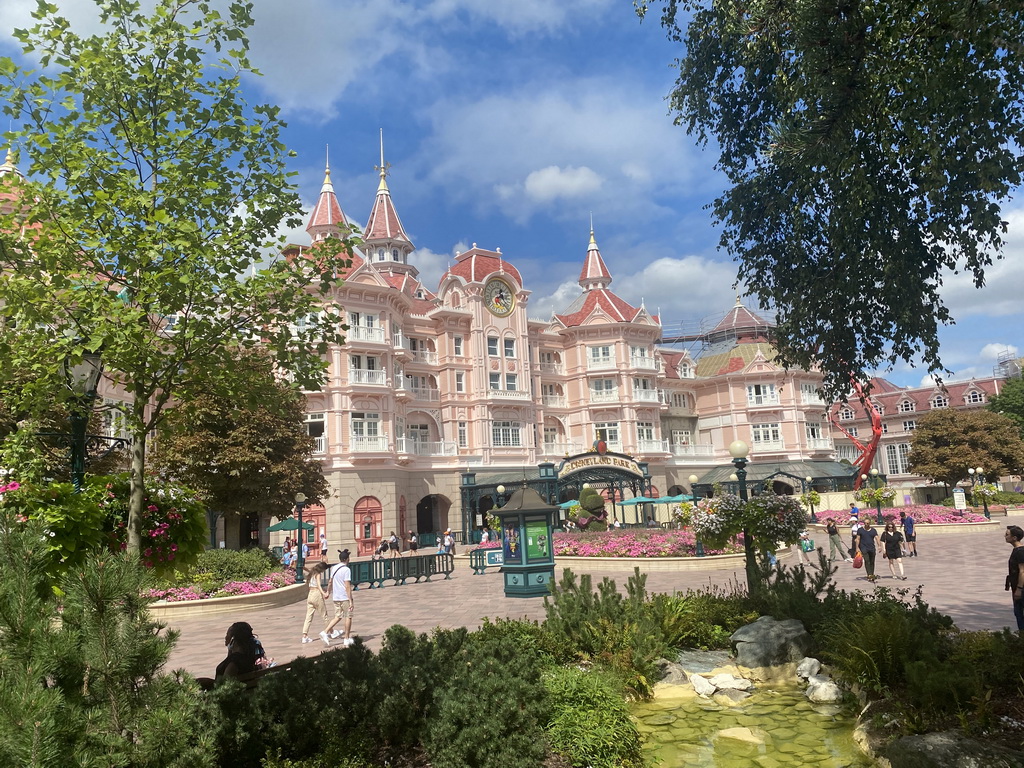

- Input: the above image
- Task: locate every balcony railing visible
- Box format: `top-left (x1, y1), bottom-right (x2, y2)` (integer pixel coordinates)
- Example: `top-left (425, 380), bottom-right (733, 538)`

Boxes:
top-left (587, 357), bottom-right (616, 371)
top-left (590, 389), bottom-right (620, 403)
top-left (392, 332), bottom-right (405, 348)
top-left (806, 437), bottom-right (834, 451)
top-left (670, 443), bottom-right (715, 457)
top-left (351, 435), bottom-right (389, 452)
top-left (408, 387), bottom-right (440, 401)
top-left (312, 435), bottom-right (326, 454)
top-left (542, 394), bottom-right (567, 408)
top-left (538, 362), bottom-right (565, 375)
top-left (396, 438), bottom-right (458, 456)
top-left (410, 350), bottom-right (438, 365)
top-left (751, 439), bottom-right (785, 452)
top-left (350, 369), bottom-right (387, 386)
top-left (637, 439), bottom-right (669, 453)
top-left (747, 395), bottom-right (781, 407)
top-left (802, 392), bottom-right (825, 405)
top-left (488, 388), bottom-right (531, 399)
top-left (541, 441), bottom-right (580, 456)
top-left (633, 389), bottom-right (660, 403)
top-left (629, 356), bottom-right (659, 371)
top-left (348, 325), bottom-right (386, 344)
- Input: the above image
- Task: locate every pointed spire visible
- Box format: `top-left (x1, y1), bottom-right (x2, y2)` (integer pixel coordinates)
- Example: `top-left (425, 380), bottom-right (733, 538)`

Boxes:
top-left (578, 225), bottom-right (612, 290)
top-left (365, 133), bottom-right (415, 276)
top-left (306, 148), bottom-right (347, 242)
top-left (375, 128), bottom-right (391, 192)
top-left (0, 147), bottom-right (23, 178)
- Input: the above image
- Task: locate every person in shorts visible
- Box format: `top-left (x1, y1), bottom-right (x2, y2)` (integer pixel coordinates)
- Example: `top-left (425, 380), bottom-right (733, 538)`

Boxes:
top-left (902, 511), bottom-right (917, 557)
top-left (319, 532), bottom-right (328, 558)
top-left (322, 549), bottom-right (354, 646)
top-left (406, 530), bottom-right (418, 553)
top-left (388, 531), bottom-right (401, 558)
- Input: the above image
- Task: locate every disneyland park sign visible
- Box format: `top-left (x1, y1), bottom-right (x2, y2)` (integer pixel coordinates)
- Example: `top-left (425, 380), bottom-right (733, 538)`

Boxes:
top-left (557, 453), bottom-right (645, 479)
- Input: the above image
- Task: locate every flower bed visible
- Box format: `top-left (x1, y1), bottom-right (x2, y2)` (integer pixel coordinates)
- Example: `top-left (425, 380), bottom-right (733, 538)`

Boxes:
top-left (817, 504), bottom-right (988, 524)
top-left (144, 568), bottom-right (293, 602)
top-left (553, 529), bottom-right (743, 558)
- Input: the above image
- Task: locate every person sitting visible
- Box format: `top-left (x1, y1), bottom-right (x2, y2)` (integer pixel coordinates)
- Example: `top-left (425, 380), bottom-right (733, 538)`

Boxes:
top-left (197, 621), bottom-right (258, 690)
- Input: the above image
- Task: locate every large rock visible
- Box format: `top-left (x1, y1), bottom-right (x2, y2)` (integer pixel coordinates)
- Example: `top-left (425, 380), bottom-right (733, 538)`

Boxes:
top-left (653, 657), bottom-right (689, 685)
top-left (886, 731), bottom-right (1024, 768)
top-left (709, 672), bottom-right (754, 691)
top-left (716, 726), bottom-right (767, 745)
top-left (730, 616), bottom-right (812, 668)
top-left (805, 675), bottom-right (843, 703)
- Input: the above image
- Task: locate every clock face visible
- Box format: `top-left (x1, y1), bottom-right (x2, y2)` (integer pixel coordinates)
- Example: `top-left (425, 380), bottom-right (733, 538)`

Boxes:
top-left (484, 278), bottom-right (515, 317)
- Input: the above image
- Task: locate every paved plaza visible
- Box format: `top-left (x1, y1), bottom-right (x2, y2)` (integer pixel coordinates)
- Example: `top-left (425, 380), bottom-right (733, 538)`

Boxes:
top-left (164, 517), bottom-right (1023, 678)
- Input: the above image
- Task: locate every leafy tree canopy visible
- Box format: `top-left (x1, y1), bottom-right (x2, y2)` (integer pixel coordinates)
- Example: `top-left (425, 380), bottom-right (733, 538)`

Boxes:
top-left (152, 350), bottom-right (329, 521)
top-left (0, 0), bottom-right (352, 549)
top-left (908, 408), bottom-right (1024, 489)
top-left (988, 376), bottom-right (1024, 439)
top-left (637, 0), bottom-right (1024, 397)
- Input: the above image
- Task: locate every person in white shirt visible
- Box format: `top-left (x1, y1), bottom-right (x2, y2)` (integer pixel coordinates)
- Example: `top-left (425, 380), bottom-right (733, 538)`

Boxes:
top-left (321, 549), bottom-right (354, 647)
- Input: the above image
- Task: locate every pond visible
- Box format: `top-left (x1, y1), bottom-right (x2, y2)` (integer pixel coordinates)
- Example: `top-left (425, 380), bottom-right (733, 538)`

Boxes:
top-left (633, 686), bottom-right (876, 767)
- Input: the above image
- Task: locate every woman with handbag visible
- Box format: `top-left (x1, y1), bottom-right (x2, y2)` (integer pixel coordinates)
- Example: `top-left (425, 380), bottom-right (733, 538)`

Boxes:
top-left (880, 522), bottom-right (907, 580)
top-left (825, 518), bottom-right (851, 563)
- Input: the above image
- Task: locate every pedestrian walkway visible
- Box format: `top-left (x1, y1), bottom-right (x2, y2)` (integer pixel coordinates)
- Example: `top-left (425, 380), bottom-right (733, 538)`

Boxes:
top-left (164, 519), bottom-right (1020, 678)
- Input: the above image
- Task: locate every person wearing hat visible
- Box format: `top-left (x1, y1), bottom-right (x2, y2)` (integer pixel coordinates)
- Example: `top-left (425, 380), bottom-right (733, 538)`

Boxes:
top-left (442, 528), bottom-right (455, 555)
top-left (322, 549), bottom-right (354, 647)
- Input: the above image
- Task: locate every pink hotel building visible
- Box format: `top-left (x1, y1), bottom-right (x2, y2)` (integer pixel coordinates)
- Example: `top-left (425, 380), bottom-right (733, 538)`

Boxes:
top-left (262, 159), bottom-right (867, 556)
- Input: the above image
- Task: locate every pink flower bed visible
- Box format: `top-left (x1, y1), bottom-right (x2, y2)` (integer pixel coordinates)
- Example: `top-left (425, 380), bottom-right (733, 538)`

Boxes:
top-left (818, 504), bottom-right (988, 524)
top-left (474, 540), bottom-right (502, 550)
top-left (144, 569), bottom-right (292, 602)
top-left (553, 529), bottom-right (743, 558)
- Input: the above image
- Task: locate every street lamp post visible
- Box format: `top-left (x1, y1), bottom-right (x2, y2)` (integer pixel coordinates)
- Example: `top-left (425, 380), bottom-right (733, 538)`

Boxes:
top-left (868, 469), bottom-right (884, 524)
top-left (968, 467), bottom-right (991, 520)
top-left (688, 473), bottom-right (704, 557)
top-left (294, 492), bottom-right (307, 584)
top-left (805, 476), bottom-right (817, 523)
top-left (729, 440), bottom-right (758, 590)
top-left (64, 350), bottom-right (104, 493)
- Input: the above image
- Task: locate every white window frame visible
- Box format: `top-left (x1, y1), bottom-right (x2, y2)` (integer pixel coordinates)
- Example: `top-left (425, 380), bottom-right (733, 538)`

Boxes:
top-left (671, 429), bottom-right (691, 445)
top-left (751, 422), bottom-right (781, 443)
top-left (351, 412), bottom-right (380, 438)
top-left (487, 336), bottom-right (499, 357)
top-left (492, 421), bottom-right (522, 447)
top-left (455, 372), bottom-right (465, 393)
top-left (504, 338), bottom-right (516, 358)
top-left (746, 383), bottom-right (778, 406)
top-left (453, 336), bottom-right (463, 356)
top-left (489, 372), bottom-right (501, 390)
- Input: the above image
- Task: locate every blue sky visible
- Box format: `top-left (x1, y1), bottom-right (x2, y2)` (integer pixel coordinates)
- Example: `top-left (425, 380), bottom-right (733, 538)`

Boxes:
top-left (2, 0), bottom-right (1021, 388)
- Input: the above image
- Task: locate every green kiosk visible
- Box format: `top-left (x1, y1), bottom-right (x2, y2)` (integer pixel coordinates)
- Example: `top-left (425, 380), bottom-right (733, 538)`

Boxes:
top-left (494, 486), bottom-right (557, 598)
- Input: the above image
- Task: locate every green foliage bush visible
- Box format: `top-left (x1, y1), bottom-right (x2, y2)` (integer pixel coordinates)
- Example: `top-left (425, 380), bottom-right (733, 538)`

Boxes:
top-left (544, 568), bottom-right (667, 698)
top-left (650, 589), bottom-right (758, 650)
top-left (182, 547), bottom-right (278, 585)
top-left (544, 666), bottom-right (645, 768)
top-left (425, 629), bottom-right (550, 768)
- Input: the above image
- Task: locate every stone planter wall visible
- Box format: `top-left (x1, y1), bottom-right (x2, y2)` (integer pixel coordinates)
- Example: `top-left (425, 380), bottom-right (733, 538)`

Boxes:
top-left (549, 548), bottom-right (792, 573)
top-left (147, 581), bottom-right (307, 621)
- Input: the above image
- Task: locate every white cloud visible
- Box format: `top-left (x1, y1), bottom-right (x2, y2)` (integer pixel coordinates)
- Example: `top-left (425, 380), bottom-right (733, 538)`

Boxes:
top-left (522, 166), bottom-right (603, 202)
top-left (409, 246), bottom-right (451, 290)
top-left (614, 254), bottom-right (740, 326)
top-left (528, 280), bottom-right (584, 321)
top-left (424, 0), bottom-right (615, 36)
top-left (941, 206), bottom-right (1024, 319)
top-left (980, 343), bottom-right (1019, 361)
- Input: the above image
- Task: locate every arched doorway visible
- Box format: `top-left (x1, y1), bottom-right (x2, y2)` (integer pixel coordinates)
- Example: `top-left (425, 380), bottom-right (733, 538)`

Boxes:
top-left (354, 496), bottom-right (383, 557)
top-left (416, 494), bottom-right (452, 535)
top-left (771, 480), bottom-right (796, 496)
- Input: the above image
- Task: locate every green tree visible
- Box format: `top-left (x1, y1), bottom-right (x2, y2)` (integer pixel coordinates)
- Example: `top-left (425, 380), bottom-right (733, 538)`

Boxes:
top-left (988, 376), bottom-right (1024, 439)
top-left (152, 350), bottom-right (329, 544)
top-left (637, 0), bottom-right (1024, 396)
top-left (0, 494), bottom-right (214, 767)
top-left (908, 409), bottom-right (1024, 490)
top-left (0, 0), bottom-right (352, 551)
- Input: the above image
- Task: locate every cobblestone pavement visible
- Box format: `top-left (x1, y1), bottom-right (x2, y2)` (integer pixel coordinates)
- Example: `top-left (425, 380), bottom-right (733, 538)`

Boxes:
top-left (164, 516), bottom-right (1022, 678)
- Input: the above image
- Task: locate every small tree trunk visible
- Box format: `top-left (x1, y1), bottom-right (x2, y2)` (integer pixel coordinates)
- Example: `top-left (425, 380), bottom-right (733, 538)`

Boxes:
top-left (743, 527), bottom-right (760, 595)
top-left (127, 431), bottom-right (147, 552)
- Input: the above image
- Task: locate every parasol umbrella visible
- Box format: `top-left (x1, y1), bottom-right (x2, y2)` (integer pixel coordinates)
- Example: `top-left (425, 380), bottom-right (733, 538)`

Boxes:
top-left (266, 517), bottom-right (315, 532)
top-left (616, 496), bottom-right (656, 506)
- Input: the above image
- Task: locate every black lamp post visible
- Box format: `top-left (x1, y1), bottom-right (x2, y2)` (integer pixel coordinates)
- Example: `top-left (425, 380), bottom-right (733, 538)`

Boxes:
top-left (63, 350), bottom-right (105, 493)
top-left (688, 473), bottom-right (704, 557)
top-left (729, 439), bottom-right (758, 590)
top-left (294, 492), bottom-right (307, 584)
top-left (805, 476), bottom-right (817, 523)
top-left (968, 467), bottom-right (991, 520)
top-left (863, 469), bottom-right (884, 524)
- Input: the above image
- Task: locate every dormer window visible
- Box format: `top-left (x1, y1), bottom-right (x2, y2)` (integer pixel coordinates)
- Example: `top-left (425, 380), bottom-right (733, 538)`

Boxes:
top-left (392, 249), bottom-right (399, 260)
top-left (931, 395), bottom-right (949, 409)
top-left (897, 400), bottom-right (915, 413)
top-left (871, 401), bottom-right (885, 415)
top-left (377, 248), bottom-right (385, 261)
top-left (839, 408), bottom-right (855, 421)
top-left (966, 390), bottom-right (985, 404)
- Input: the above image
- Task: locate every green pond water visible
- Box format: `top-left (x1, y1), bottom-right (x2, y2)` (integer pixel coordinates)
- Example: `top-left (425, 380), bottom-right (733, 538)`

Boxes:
top-left (632, 687), bottom-right (877, 767)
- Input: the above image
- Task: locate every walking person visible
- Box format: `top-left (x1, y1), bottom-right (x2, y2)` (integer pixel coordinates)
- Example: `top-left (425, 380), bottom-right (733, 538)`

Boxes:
top-left (319, 532), bottom-right (328, 559)
top-left (902, 510), bottom-right (918, 557)
top-left (796, 530), bottom-right (813, 565)
top-left (855, 519), bottom-right (880, 583)
top-left (322, 549), bottom-right (354, 647)
top-left (405, 530), bottom-right (418, 553)
top-left (880, 522), bottom-right (907, 580)
top-left (442, 528), bottom-right (455, 555)
top-left (825, 518), bottom-right (851, 562)
top-left (388, 530), bottom-right (401, 558)
top-left (301, 561), bottom-right (331, 643)
top-left (1005, 525), bottom-right (1024, 631)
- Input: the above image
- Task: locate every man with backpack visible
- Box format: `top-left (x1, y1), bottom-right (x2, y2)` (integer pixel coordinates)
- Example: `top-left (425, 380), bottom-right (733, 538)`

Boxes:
top-left (321, 549), bottom-right (354, 647)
